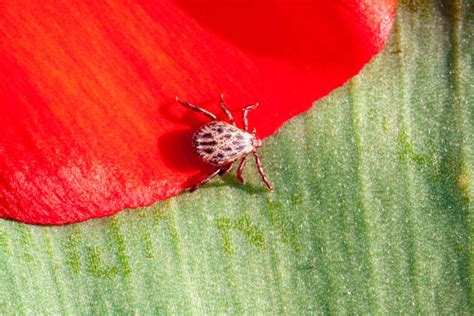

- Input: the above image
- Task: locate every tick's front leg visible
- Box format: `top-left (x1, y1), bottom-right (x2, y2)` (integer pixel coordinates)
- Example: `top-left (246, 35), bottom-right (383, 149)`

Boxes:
top-left (253, 151), bottom-right (273, 191)
top-left (242, 103), bottom-right (259, 132)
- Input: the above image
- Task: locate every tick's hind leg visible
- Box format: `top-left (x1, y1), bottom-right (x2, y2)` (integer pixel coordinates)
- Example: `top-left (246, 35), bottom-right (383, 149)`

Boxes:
top-left (176, 96), bottom-right (217, 121)
top-left (191, 163), bottom-right (234, 192)
top-left (219, 93), bottom-right (236, 126)
top-left (190, 169), bottom-right (221, 192)
top-left (218, 162), bottom-right (234, 176)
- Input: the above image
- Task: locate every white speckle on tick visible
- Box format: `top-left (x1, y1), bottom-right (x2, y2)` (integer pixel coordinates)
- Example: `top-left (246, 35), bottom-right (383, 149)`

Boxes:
top-left (193, 121), bottom-right (255, 166)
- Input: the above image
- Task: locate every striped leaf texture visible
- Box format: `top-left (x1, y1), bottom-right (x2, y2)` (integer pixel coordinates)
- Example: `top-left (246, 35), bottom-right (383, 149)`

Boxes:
top-left (0, 1), bottom-right (472, 314)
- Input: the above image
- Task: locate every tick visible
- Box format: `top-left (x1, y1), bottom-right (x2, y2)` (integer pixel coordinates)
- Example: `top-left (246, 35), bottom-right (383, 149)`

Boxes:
top-left (176, 94), bottom-right (273, 192)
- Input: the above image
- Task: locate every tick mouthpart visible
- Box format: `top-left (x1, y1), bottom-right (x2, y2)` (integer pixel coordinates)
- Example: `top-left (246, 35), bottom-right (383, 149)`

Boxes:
top-left (251, 137), bottom-right (262, 148)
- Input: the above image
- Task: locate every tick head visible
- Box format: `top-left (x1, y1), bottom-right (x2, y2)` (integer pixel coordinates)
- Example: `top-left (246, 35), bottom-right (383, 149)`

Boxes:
top-left (251, 136), bottom-right (262, 149)
top-left (250, 128), bottom-right (262, 148)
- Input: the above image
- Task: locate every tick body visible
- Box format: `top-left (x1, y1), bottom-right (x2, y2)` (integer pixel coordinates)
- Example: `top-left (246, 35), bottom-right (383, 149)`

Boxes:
top-left (176, 94), bottom-right (273, 192)
top-left (193, 121), bottom-right (258, 166)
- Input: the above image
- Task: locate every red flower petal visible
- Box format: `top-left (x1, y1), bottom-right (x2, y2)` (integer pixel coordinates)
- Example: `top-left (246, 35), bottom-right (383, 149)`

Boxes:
top-left (0, 0), bottom-right (397, 224)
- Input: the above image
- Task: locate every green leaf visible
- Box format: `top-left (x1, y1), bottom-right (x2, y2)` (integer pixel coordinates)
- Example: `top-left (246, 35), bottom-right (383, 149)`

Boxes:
top-left (0, 1), bottom-right (472, 314)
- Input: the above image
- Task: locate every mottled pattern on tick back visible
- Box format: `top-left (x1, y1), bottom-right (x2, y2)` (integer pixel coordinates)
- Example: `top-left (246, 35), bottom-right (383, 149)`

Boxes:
top-left (193, 121), bottom-right (254, 166)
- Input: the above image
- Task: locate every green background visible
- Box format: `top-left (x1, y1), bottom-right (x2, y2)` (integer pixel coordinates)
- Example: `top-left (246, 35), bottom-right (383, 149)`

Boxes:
top-left (0, 1), bottom-right (472, 314)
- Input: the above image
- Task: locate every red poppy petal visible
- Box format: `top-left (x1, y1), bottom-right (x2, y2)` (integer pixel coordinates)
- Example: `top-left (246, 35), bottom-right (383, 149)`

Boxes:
top-left (0, 0), bottom-right (397, 224)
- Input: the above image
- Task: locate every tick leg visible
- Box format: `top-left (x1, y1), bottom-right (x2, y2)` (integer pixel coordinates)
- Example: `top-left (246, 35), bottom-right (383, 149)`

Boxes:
top-left (252, 151), bottom-right (273, 191)
top-left (237, 155), bottom-right (248, 184)
top-left (243, 103), bottom-right (259, 132)
top-left (190, 169), bottom-right (221, 192)
top-left (176, 96), bottom-right (217, 121)
top-left (219, 93), bottom-right (236, 126)
top-left (218, 162), bottom-right (234, 176)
